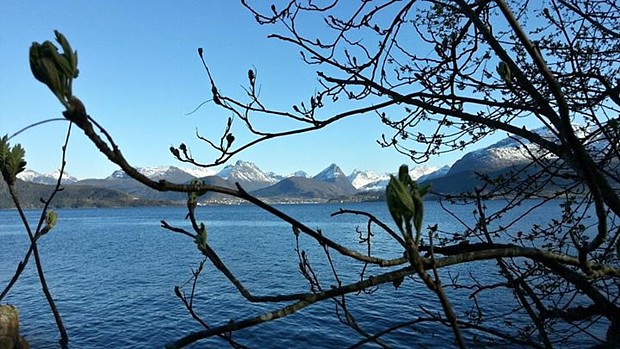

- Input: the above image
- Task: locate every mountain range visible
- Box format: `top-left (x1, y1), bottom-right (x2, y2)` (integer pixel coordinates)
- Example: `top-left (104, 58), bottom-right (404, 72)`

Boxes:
top-left (11, 160), bottom-right (439, 206)
top-left (6, 128), bottom-right (585, 207)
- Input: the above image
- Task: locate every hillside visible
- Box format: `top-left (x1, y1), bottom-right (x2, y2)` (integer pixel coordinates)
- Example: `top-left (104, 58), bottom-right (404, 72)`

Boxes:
top-left (251, 177), bottom-right (352, 199)
top-left (0, 180), bottom-right (163, 209)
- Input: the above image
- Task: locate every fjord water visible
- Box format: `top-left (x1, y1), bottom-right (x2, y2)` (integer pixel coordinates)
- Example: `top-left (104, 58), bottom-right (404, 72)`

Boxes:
top-left (0, 201), bottom-right (606, 348)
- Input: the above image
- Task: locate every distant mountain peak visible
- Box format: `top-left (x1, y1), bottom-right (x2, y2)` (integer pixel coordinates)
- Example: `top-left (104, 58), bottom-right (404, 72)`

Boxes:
top-left (313, 164), bottom-right (356, 194)
top-left (313, 163), bottom-right (346, 181)
top-left (216, 160), bottom-right (278, 191)
top-left (287, 170), bottom-right (309, 178)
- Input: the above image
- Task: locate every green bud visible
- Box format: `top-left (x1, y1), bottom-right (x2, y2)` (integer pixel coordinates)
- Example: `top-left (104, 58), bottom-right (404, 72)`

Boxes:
top-left (398, 164), bottom-right (412, 186)
top-left (248, 69), bottom-right (255, 84)
top-left (496, 61), bottom-right (511, 85)
top-left (195, 222), bottom-right (207, 251)
top-left (386, 175), bottom-right (415, 235)
top-left (226, 133), bottom-right (235, 146)
top-left (29, 31), bottom-right (79, 109)
top-left (387, 165), bottom-right (430, 244)
top-left (45, 210), bottom-right (58, 229)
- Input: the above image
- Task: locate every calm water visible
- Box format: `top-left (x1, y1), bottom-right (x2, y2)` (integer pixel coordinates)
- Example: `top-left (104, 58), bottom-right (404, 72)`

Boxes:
top-left (0, 201), bottom-right (607, 348)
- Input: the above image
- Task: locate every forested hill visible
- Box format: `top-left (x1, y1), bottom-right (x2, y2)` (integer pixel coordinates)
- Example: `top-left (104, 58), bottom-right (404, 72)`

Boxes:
top-left (0, 180), bottom-right (165, 209)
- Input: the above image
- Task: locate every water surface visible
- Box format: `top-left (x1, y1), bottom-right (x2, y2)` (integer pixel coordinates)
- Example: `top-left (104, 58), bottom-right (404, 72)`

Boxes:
top-left (0, 201), bottom-right (606, 348)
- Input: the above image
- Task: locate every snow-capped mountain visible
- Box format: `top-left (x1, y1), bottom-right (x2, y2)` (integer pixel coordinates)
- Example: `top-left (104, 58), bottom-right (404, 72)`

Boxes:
top-left (313, 164), bottom-right (356, 194)
top-left (354, 166), bottom-right (439, 192)
top-left (313, 163), bottom-right (347, 181)
top-left (182, 167), bottom-right (217, 178)
top-left (447, 127), bottom-right (557, 176)
top-left (108, 166), bottom-right (195, 183)
top-left (348, 170), bottom-right (390, 190)
top-left (287, 170), bottom-right (310, 178)
top-left (16, 169), bottom-right (43, 182)
top-left (17, 169), bottom-right (78, 185)
top-left (217, 160), bottom-right (278, 191)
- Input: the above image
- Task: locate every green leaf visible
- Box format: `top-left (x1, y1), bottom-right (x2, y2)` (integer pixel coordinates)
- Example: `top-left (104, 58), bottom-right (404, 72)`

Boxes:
top-left (54, 30), bottom-right (79, 79)
top-left (29, 43), bottom-right (47, 84)
top-left (0, 135), bottom-right (26, 186)
top-left (0, 135), bottom-right (9, 162)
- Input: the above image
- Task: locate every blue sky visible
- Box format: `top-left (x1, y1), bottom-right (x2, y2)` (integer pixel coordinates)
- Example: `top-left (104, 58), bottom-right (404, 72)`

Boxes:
top-left (1, 2), bottom-right (483, 179)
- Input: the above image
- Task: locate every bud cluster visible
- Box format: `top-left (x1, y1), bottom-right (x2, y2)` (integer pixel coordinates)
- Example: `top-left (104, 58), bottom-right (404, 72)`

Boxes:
top-left (29, 31), bottom-right (79, 110)
top-left (386, 165), bottom-right (430, 244)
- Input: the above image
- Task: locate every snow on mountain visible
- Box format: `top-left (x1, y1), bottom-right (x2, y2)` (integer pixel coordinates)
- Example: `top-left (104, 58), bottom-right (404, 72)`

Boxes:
top-left (16, 169), bottom-right (41, 182)
top-left (313, 164), bottom-right (357, 194)
top-left (50, 170), bottom-right (78, 183)
top-left (138, 166), bottom-right (182, 179)
top-left (108, 169), bottom-right (129, 179)
top-left (355, 166), bottom-right (438, 192)
top-left (217, 160), bottom-right (278, 191)
top-left (265, 171), bottom-right (285, 182)
top-left (287, 170), bottom-right (310, 178)
top-left (448, 127), bottom-right (556, 176)
top-left (313, 163), bottom-right (347, 182)
top-left (348, 170), bottom-right (390, 190)
top-left (417, 165), bottom-right (451, 182)
top-left (217, 161), bottom-right (278, 183)
top-left (446, 124), bottom-right (604, 177)
top-left (107, 166), bottom-right (195, 182)
top-left (264, 170), bottom-right (311, 181)
top-left (182, 167), bottom-right (216, 178)
top-left (17, 169), bottom-right (78, 185)
top-left (409, 165), bottom-right (439, 180)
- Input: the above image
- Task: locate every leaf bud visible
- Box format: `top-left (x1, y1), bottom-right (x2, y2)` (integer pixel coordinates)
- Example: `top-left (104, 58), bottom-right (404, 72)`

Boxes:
top-left (226, 133), bottom-right (235, 146)
top-left (386, 175), bottom-right (415, 235)
top-left (45, 210), bottom-right (58, 229)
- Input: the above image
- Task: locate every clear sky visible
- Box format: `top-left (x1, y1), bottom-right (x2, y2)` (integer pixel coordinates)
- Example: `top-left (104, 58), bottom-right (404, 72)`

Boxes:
top-left (0, 1), bottom-right (486, 179)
